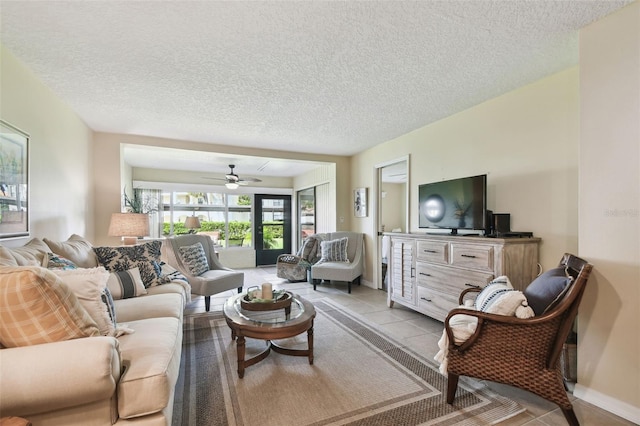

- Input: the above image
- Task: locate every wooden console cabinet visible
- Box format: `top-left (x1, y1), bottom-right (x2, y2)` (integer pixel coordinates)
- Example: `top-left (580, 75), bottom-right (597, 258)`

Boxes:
top-left (386, 233), bottom-right (540, 322)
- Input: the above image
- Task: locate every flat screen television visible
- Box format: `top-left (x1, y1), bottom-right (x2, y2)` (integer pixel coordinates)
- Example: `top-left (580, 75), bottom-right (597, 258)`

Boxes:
top-left (418, 174), bottom-right (487, 235)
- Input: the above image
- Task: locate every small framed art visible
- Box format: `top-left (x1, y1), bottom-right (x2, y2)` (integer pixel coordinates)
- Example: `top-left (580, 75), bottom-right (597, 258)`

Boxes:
top-left (354, 187), bottom-right (367, 217)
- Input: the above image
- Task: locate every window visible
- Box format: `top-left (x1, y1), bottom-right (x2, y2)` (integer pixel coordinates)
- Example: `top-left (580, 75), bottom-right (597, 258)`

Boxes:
top-left (297, 187), bottom-right (315, 249)
top-left (161, 191), bottom-right (253, 248)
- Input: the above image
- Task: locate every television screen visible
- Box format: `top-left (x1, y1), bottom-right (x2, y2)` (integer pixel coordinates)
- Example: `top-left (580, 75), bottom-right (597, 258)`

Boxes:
top-left (418, 174), bottom-right (487, 234)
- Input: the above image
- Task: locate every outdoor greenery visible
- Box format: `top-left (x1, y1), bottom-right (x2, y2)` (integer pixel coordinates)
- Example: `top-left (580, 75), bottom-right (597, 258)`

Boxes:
top-left (163, 220), bottom-right (283, 249)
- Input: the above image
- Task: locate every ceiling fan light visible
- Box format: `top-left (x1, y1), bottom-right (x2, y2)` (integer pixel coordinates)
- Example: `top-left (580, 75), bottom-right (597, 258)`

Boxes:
top-left (225, 182), bottom-right (239, 190)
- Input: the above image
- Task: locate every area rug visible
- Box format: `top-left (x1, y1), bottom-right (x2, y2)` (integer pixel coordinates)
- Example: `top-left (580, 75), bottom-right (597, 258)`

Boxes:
top-left (172, 299), bottom-right (524, 426)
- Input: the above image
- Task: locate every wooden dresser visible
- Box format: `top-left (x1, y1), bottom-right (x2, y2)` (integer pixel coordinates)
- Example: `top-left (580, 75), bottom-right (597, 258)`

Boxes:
top-left (386, 233), bottom-right (540, 322)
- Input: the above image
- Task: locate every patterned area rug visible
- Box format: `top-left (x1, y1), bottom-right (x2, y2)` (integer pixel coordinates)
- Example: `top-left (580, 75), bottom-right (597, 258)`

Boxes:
top-left (172, 299), bottom-right (524, 426)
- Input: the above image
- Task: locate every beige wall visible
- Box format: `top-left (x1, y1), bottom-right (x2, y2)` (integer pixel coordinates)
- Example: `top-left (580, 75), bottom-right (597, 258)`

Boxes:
top-left (577, 2), bottom-right (640, 421)
top-left (351, 67), bottom-right (580, 285)
top-left (0, 45), bottom-right (95, 246)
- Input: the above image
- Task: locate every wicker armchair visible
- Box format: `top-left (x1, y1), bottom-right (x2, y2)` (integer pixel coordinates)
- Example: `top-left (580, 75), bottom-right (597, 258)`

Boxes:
top-left (444, 253), bottom-right (593, 426)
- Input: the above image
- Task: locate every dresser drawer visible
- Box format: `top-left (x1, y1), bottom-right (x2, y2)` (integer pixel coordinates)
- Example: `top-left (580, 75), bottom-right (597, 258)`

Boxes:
top-left (416, 240), bottom-right (449, 264)
top-left (450, 243), bottom-right (494, 272)
top-left (416, 263), bottom-right (494, 295)
top-left (416, 286), bottom-right (458, 322)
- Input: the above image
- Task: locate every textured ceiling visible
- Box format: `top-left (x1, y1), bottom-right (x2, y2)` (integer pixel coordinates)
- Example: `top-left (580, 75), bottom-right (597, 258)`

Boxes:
top-left (0, 1), bottom-right (632, 166)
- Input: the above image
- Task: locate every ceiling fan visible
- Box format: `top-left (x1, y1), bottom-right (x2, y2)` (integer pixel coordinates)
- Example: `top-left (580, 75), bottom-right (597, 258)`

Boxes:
top-left (204, 164), bottom-right (262, 189)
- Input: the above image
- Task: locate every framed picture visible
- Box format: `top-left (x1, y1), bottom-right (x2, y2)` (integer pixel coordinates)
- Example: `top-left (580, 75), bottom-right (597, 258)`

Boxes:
top-left (0, 120), bottom-right (29, 239)
top-left (354, 187), bottom-right (367, 217)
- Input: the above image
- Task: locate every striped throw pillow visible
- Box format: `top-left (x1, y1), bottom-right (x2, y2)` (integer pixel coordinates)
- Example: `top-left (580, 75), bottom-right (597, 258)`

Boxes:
top-left (318, 237), bottom-right (350, 264)
top-left (0, 266), bottom-right (100, 347)
top-left (106, 267), bottom-right (147, 299)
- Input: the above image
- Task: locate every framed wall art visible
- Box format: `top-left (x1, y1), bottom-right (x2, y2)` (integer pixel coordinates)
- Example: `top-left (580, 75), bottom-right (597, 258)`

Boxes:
top-left (0, 120), bottom-right (29, 239)
top-left (354, 187), bottom-right (367, 217)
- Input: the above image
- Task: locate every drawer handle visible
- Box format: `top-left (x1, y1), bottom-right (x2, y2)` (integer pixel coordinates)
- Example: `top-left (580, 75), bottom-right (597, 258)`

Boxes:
top-left (465, 283), bottom-right (481, 288)
top-left (423, 249), bottom-right (437, 253)
top-left (420, 297), bottom-right (432, 302)
top-left (461, 254), bottom-right (477, 258)
top-left (419, 272), bottom-right (431, 277)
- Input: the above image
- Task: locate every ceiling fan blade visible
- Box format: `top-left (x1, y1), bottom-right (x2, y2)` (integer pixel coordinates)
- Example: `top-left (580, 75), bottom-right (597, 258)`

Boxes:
top-left (239, 177), bottom-right (262, 183)
top-left (202, 177), bottom-right (226, 181)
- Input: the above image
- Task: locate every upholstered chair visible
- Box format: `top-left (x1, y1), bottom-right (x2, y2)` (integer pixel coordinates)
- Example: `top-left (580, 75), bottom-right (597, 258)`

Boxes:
top-left (163, 235), bottom-right (243, 311)
top-left (311, 232), bottom-right (364, 293)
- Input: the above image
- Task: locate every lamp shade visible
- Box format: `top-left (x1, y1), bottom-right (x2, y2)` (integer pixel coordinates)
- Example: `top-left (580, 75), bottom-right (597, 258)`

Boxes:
top-left (184, 216), bottom-right (201, 229)
top-left (225, 182), bottom-right (239, 190)
top-left (108, 213), bottom-right (149, 245)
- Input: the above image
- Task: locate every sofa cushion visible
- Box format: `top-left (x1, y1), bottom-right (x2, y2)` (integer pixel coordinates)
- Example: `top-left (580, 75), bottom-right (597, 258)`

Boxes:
top-left (0, 238), bottom-right (49, 267)
top-left (178, 242), bottom-right (209, 276)
top-left (53, 267), bottom-right (118, 337)
top-left (44, 234), bottom-right (99, 268)
top-left (94, 240), bottom-right (164, 288)
top-left (524, 267), bottom-right (574, 316)
top-left (0, 266), bottom-right (100, 347)
top-left (106, 268), bottom-right (147, 299)
top-left (116, 316), bottom-right (182, 419)
top-left (44, 252), bottom-right (78, 270)
top-left (317, 237), bottom-right (349, 264)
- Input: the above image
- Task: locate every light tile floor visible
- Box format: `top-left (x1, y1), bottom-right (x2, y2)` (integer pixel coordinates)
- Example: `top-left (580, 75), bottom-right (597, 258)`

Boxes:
top-left (185, 266), bottom-right (636, 426)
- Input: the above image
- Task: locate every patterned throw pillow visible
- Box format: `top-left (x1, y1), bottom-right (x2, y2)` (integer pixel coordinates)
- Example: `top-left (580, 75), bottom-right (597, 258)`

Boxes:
top-left (44, 252), bottom-right (78, 270)
top-left (474, 276), bottom-right (513, 312)
top-left (474, 276), bottom-right (534, 318)
top-left (106, 267), bottom-right (148, 299)
top-left (53, 267), bottom-right (116, 337)
top-left (93, 240), bottom-right (163, 288)
top-left (0, 266), bottom-right (100, 347)
top-left (178, 242), bottom-right (209, 276)
top-left (317, 237), bottom-right (350, 264)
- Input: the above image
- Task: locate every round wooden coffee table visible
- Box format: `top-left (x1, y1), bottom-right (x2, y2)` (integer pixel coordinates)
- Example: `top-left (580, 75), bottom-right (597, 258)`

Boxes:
top-left (223, 292), bottom-right (316, 378)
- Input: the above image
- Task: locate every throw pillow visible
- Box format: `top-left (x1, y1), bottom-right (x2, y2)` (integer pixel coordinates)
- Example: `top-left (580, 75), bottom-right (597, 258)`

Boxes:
top-left (0, 238), bottom-right (50, 267)
top-left (524, 267), bottom-right (574, 316)
top-left (475, 276), bottom-right (534, 318)
top-left (0, 266), bottom-right (100, 347)
top-left (93, 240), bottom-right (163, 288)
top-left (53, 267), bottom-right (116, 337)
top-left (317, 237), bottom-right (349, 264)
top-left (43, 252), bottom-right (78, 270)
top-left (178, 242), bottom-right (209, 276)
top-left (106, 267), bottom-right (148, 299)
top-left (44, 234), bottom-right (98, 268)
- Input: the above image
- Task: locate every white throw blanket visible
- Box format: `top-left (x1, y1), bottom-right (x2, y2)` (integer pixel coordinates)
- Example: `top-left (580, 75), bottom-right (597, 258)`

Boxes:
top-left (434, 277), bottom-right (534, 374)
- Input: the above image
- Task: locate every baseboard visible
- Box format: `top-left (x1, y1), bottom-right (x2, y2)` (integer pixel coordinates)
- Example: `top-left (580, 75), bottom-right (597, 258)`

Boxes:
top-left (574, 383), bottom-right (640, 424)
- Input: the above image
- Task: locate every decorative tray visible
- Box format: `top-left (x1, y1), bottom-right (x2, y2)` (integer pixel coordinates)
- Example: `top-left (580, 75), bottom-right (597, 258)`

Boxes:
top-left (240, 291), bottom-right (292, 311)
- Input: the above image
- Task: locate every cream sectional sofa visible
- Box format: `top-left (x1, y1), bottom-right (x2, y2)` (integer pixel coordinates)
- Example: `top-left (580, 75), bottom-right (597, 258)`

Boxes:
top-left (0, 235), bottom-right (189, 426)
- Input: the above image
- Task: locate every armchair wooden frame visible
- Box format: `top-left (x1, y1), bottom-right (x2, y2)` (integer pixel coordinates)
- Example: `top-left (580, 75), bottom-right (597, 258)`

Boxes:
top-left (444, 253), bottom-right (593, 426)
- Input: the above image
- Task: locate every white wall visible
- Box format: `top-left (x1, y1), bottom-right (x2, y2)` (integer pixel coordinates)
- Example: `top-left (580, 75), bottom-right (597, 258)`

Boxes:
top-left (577, 2), bottom-right (640, 422)
top-left (0, 45), bottom-right (94, 246)
top-left (351, 68), bottom-right (580, 285)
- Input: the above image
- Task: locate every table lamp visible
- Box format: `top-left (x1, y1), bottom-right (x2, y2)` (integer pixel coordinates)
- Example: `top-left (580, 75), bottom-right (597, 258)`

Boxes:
top-left (108, 213), bottom-right (149, 245)
top-left (184, 216), bottom-right (201, 234)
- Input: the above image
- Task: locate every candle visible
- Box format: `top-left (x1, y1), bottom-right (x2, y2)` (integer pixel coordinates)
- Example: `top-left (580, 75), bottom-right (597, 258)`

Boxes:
top-left (261, 283), bottom-right (273, 300)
